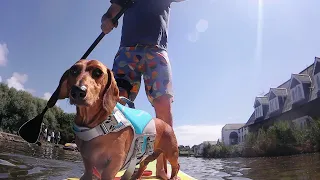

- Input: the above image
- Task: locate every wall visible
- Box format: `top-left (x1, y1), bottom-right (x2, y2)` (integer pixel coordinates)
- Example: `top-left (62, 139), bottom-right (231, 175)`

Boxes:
top-left (238, 126), bottom-right (249, 143)
top-left (222, 129), bottom-right (239, 146)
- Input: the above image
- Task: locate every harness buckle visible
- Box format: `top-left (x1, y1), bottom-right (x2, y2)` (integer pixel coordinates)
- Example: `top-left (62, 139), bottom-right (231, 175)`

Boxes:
top-left (145, 135), bottom-right (155, 156)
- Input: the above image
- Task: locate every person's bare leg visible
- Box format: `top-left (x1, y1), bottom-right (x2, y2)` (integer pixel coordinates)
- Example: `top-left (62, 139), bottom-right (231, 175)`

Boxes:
top-left (153, 95), bottom-right (173, 179)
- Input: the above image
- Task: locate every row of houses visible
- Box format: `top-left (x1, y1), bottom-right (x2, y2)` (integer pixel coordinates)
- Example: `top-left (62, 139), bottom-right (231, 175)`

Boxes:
top-left (221, 57), bottom-right (320, 146)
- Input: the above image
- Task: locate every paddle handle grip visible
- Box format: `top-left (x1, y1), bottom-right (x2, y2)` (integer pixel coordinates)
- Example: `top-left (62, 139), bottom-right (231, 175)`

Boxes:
top-left (80, 5), bottom-right (131, 60)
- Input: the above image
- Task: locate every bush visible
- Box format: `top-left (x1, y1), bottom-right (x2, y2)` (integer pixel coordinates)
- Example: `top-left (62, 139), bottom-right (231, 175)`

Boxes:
top-left (202, 143), bottom-right (242, 158)
top-left (0, 83), bottom-right (75, 144)
top-left (201, 118), bottom-right (320, 158)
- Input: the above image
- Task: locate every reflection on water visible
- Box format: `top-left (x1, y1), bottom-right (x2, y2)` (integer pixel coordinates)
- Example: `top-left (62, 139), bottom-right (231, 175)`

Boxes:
top-left (0, 141), bottom-right (83, 180)
top-left (1, 141), bottom-right (320, 179)
top-left (182, 155), bottom-right (320, 180)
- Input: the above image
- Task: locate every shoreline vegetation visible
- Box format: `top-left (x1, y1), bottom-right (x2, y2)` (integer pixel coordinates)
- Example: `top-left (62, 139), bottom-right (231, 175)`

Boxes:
top-left (197, 119), bottom-right (320, 158)
top-left (0, 83), bottom-right (75, 145)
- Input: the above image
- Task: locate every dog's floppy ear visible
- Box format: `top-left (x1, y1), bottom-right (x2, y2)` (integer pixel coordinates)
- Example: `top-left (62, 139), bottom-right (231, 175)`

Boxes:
top-left (47, 69), bottom-right (70, 108)
top-left (102, 69), bottom-right (120, 114)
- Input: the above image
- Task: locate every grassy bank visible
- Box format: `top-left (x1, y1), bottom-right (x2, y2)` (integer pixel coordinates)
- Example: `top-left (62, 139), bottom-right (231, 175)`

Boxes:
top-left (202, 118), bottom-right (320, 158)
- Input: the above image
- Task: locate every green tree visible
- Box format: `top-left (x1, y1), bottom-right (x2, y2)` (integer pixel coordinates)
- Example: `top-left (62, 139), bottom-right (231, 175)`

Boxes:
top-left (0, 83), bottom-right (75, 144)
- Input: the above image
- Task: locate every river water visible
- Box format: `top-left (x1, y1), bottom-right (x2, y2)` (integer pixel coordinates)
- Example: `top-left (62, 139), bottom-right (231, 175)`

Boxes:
top-left (1, 141), bottom-right (320, 180)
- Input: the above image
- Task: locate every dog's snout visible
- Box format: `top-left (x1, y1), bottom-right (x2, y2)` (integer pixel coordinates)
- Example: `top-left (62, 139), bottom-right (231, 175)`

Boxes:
top-left (71, 85), bottom-right (87, 99)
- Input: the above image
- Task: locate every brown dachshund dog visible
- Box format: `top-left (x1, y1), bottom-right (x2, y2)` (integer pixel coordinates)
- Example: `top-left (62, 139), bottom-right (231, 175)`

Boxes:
top-left (53, 59), bottom-right (180, 180)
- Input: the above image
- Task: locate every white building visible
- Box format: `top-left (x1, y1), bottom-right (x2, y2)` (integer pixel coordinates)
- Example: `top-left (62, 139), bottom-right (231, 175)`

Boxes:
top-left (238, 125), bottom-right (249, 144)
top-left (221, 123), bottom-right (245, 146)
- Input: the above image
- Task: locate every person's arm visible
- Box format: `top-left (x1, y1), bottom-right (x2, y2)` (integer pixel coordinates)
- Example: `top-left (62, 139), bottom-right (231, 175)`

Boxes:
top-left (104, 1), bottom-right (123, 19)
top-left (101, 0), bottom-right (133, 34)
top-left (101, 1), bottom-right (123, 33)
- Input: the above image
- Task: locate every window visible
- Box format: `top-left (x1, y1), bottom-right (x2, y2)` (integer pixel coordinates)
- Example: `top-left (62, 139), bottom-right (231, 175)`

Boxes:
top-left (291, 84), bottom-right (305, 103)
top-left (255, 105), bottom-right (263, 119)
top-left (269, 97), bottom-right (279, 113)
top-left (317, 75), bottom-right (320, 90)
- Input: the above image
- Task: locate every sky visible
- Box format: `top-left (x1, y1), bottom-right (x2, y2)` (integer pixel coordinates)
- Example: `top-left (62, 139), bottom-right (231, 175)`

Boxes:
top-left (1, 0), bottom-right (320, 146)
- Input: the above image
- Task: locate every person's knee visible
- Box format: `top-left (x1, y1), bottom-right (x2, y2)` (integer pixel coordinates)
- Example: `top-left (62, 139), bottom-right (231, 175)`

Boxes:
top-left (153, 94), bottom-right (172, 108)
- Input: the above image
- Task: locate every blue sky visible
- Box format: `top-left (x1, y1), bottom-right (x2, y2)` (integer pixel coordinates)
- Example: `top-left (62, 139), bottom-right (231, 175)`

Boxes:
top-left (1, 0), bottom-right (320, 146)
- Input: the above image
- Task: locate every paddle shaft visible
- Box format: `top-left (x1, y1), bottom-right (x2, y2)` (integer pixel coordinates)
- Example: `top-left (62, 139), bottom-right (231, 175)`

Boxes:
top-left (80, 6), bottom-right (129, 60)
top-left (18, 2), bottom-right (134, 144)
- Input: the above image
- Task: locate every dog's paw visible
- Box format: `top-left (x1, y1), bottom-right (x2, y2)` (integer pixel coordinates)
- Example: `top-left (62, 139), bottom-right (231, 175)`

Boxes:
top-left (80, 173), bottom-right (93, 180)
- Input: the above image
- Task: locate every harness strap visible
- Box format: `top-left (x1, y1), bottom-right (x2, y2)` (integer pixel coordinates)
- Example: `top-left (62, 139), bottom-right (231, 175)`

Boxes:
top-left (72, 100), bottom-right (156, 179)
top-left (119, 96), bottom-right (135, 109)
top-left (73, 107), bottom-right (128, 141)
top-left (122, 137), bottom-right (142, 179)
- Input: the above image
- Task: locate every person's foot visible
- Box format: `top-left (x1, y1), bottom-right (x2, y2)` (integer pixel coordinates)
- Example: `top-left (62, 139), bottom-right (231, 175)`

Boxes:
top-left (156, 169), bottom-right (169, 180)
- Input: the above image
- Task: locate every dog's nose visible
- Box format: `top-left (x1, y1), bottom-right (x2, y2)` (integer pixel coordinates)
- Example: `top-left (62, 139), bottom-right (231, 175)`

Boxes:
top-left (70, 85), bottom-right (87, 99)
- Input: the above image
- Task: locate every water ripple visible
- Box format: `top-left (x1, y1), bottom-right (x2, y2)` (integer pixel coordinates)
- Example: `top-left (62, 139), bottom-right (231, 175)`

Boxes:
top-left (2, 141), bottom-right (320, 179)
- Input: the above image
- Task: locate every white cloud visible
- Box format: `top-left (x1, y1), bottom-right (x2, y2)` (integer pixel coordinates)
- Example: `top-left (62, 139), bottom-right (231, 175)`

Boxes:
top-left (0, 43), bottom-right (9, 67)
top-left (174, 124), bottom-right (224, 146)
top-left (6, 72), bottom-right (28, 91)
top-left (42, 92), bottom-right (52, 100)
top-left (196, 19), bottom-right (209, 33)
top-left (42, 92), bottom-right (60, 106)
top-left (26, 89), bottom-right (36, 94)
top-left (0, 76), bottom-right (2, 83)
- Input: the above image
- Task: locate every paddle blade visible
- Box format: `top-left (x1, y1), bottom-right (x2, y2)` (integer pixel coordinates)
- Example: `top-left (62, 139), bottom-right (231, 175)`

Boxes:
top-left (18, 107), bottom-right (47, 143)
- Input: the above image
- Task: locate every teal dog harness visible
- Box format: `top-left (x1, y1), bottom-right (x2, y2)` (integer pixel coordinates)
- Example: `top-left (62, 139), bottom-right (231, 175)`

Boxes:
top-left (72, 97), bottom-right (156, 179)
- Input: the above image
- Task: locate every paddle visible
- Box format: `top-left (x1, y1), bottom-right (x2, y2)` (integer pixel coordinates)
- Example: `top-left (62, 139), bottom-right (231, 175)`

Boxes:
top-left (18, 1), bottom-right (134, 144)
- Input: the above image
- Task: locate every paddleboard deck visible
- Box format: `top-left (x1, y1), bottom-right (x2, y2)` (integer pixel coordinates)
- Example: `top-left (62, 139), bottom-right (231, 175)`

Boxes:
top-left (66, 160), bottom-right (196, 180)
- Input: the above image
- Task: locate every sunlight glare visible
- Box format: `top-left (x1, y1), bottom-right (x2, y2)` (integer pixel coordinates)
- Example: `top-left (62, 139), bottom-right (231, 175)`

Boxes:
top-left (254, 0), bottom-right (264, 80)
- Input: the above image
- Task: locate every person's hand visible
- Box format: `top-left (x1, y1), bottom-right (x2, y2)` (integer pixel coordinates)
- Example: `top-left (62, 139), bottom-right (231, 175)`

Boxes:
top-left (101, 13), bottom-right (118, 34)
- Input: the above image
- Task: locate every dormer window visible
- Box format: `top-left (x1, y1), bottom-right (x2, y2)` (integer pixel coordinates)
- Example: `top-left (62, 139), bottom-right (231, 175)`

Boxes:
top-left (253, 96), bottom-right (268, 121)
top-left (269, 97), bottom-right (279, 113)
top-left (317, 75), bottom-right (320, 90)
top-left (254, 105), bottom-right (263, 119)
top-left (267, 88), bottom-right (287, 116)
top-left (312, 57), bottom-right (320, 94)
top-left (291, 84), bottom-right (304, 103)
top-left (289, 74), bottom-right (311, 105)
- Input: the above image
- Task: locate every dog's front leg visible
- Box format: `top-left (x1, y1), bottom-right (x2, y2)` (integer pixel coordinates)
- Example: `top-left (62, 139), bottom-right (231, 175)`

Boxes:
top-left (80, 157), bottom-right (94, 180)
top-left (101, 155), bottom-right (125, 180)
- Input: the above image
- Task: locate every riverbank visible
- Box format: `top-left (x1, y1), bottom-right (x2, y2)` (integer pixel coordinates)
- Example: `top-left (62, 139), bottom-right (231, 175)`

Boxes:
top-left (201, 119), bottom-right (320, 158)
top-left (0, 132), bottom-right (65, 149)
top-left (0, 132), bottom-right (26, 143)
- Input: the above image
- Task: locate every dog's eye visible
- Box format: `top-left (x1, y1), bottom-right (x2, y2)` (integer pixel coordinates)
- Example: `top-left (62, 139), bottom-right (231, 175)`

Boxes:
top-left (69, 67), bottom-right (80, 76)
top-left (92, 68), bottom-right (103, 78)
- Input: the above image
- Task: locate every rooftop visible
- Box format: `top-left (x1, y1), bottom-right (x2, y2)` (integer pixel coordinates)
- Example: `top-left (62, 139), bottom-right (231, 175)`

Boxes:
top-left (222, 123), bottom-right (245, 130)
